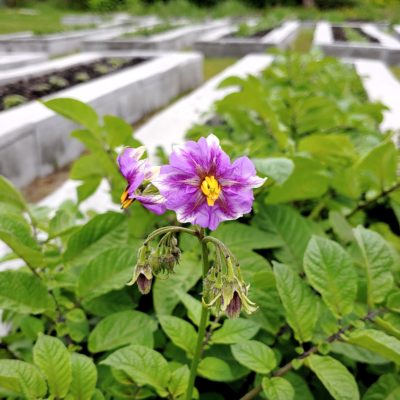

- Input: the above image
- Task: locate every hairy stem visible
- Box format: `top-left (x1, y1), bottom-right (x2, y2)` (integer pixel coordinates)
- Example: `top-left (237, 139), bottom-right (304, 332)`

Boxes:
top-left (186, 229), bottom-right (210, 400)
top-left (144, 226), bottom-right (196, 244)
top-left (347, 181), bottom-right (400, 219)
top-left (240, 308), bottom-right (383, 400)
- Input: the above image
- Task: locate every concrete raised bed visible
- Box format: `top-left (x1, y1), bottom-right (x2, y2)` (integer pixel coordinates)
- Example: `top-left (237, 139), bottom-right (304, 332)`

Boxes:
top-left (0, 50), bottom-right (203, 188)
top-left (84, 20), bottom-right (230, 51)
top-left (193, 20), bottom-right (300, 57)
top-left (0, 18), bottom-right (152, 57)
top-left (0, 29), bottom-right (107, 56)
top-left (0, 52), bottom-right (48, 71)
top-left (313, 21), bottom-right (400, 65)
top-left (351, 58), bottom-right (400, 146)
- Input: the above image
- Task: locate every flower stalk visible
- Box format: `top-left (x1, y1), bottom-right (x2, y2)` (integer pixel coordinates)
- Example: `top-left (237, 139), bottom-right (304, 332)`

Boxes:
top-left (186, 229), bottom-right (210, 400)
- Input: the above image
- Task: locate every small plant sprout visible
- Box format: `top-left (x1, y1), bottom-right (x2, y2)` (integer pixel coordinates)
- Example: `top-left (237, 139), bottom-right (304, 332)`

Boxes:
top-left (48, 75), bottom-right (68, 89)
top-left (3, 94), bottom-right (28, 109)
top-left (74, 72), bottom-right (90, 82)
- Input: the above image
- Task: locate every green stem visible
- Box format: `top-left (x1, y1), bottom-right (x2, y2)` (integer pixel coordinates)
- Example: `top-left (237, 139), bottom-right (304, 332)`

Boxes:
top-left (186, 229), bottom-right (210, 400)
top-left (144, 226), bottom-right (196, 244)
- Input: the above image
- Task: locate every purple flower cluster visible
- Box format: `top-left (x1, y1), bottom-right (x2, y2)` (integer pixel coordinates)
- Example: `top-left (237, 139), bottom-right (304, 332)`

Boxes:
top-left (118, 134), bottom-right (265, 230)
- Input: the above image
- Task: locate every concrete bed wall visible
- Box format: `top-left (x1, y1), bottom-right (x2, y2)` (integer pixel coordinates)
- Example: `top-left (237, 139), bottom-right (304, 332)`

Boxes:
top-left (0, 51), bottom-right (203, 188)
top-left (313, 21), bottom-right (400, 65)
top-left (0, 53), bottom-right (48, 71)
top-left (84, 20), bottom-right (230, 52)
top-left (0, 19), bottom-right (155, 56)
top-left (193, 21), bottom-right (300, 57)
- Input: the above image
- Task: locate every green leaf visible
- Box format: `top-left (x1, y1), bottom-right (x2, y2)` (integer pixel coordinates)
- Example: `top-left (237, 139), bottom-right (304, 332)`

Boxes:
top-left (153, 252), bottom-right (202, 315)
top-left (363, 374), bottom-right (400, 400)
top-left (304, 236), bottom-right (357, 317)
top-left (262, 377), bottom-right (294, 400)
top-left (387, 292), bottom-right (400, 312)
top-left (346, 329), bottom-right (400, 365)
top-left (213, 222), bottom-right (282, 250)
top-left (353, 226), bottom-right (394, 305)
top-left (33, 334), bottom-right (72, 398)
top-left (76, 176), bottom-right (102, 203)
top-left (252, 157), bottom-right (294, 184)
top-left (298, 134), bottom-right (357, 164)
top-left (82, 289), bottom-right (135, 317)
top-left (0, 176), bottom-right (27, 211)
top-left (231, 340), bottom-right (276, 374)
top-left (0, 270), bottom-right (53, 314)
top-left (273, 262), bottom-right (318, 343)
top-left (66, 309), bottom-right (89, 343)
top-left (198, 357), bottom-right (249, 382)
top-left (88, 310), bottom-right (157, 353)
top-left (176, 290), bottom-right (202, 326)
top-left (65, 212), bottom-right (128, 266)
top-left (101, 345), bottom-right (170, 397)
top-left (211, 318), bottom-right (260, 344)
top-left (158, 316), bottom-right (197, 357)
top-left (285, 371), bottom-right (314, 400)
top-left (44, 98), bottom-right (100, 134)
top-left (0, 360), bottom-right (47, 399)
top-left (78, 246), bottom-right (136, 301)
top-left (305, 355), bottom-right (359, 400)
top-left (254, 205), bottom-right (312, 272)
top-left (168, 365), bottom-right (189, 398)
top-left (331, 342), bottom-right (387, 365)
top-left (103, 115), bottom-right (141, 149)
top-left (329, 211), bottom-right (354, 244)
top-left (356, 140), bottom-right (397, 191)
top-left (0, 213), bottom-right (43, 268)
top-left (69, 353), bottom-right (97, 400)
top-left (266, 156), bottom-right (329, 203)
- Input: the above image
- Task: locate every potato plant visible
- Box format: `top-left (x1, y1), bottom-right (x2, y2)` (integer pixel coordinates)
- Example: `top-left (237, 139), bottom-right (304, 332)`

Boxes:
top-left (0, 52), bottom-right (399, 399)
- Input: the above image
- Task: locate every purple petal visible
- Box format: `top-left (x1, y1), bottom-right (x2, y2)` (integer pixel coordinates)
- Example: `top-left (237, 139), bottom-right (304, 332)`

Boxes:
top-left (135, 193), bottom-right (166, 215)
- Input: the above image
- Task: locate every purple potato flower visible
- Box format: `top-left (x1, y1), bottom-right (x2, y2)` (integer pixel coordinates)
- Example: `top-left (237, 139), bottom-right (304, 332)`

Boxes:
top-left (153, 134), bottom-right (265, 230)
top-left (118, 146), bottom-right (166, 215)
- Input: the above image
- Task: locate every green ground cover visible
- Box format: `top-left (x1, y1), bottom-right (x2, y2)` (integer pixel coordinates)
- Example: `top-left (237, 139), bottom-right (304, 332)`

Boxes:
top-left (1, 1), bottom-right (400, 35)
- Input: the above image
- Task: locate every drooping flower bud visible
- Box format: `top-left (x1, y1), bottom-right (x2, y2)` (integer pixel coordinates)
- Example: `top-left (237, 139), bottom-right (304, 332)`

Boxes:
top-left (225, 291), bottom-right (242, 319)
top-left (136, 269), bottom-right (153, 295)
top-left (220, 276), bottom-right (258, 319)
top-left (127, 245), bottom-right (153, 295)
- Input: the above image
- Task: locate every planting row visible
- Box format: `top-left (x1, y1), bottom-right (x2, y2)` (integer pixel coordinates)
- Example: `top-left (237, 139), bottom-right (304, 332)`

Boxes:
top-left (314, 21), bottom-right (400, 64)
top-left (0, 51), bottom-right (203, 188)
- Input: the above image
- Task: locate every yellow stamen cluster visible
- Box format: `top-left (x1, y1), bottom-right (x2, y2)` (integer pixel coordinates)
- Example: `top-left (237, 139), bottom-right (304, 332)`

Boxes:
top-left (201, 176), bottom-right (221, 206)
top-left (121, 188), bottom-right (134, 209)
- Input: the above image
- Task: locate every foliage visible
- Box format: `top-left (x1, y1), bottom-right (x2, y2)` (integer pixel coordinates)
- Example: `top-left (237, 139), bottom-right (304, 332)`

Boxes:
top-left (0, 50), bottom-right (399, 399)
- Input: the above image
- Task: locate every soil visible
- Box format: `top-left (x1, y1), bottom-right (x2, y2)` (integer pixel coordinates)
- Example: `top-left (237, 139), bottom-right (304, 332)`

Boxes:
top-left (0, 57), bottom-right (148, 111)
top-left (224, 27), bottom-right (275, 39)
top-left (22, 164), bottom-right (71, 203)
top-left (332, 26), bottom-right (380, 43)
top-left (352, 27), bottom-right (380, 43)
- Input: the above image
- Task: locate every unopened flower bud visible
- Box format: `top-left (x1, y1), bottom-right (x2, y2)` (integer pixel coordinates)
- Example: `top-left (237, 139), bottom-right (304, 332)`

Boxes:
top-left (225, 291), bottom-right (242, 319)
top-left (136, 272), bottom-right (152, 295)
top-left (127, 246), bottom-right (153, 295)
top-left (161, 254), bottom-right (176, 272)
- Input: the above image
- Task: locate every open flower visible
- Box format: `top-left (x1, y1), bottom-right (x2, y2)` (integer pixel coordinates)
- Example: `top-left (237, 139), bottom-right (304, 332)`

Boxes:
top-left (118, 146), bottom-right (166, 215)
top-left (153, 134), bottom-right (265, 230)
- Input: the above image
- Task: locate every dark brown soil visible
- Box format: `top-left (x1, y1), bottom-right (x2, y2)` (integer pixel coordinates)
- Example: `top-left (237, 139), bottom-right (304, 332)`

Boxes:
top-left (332, 26), bottom-right (347, 42)
top-left (22, 164), bottom-right (71, 203)
top-left (0, 57), bottom-right (148, 111)
top-left (248, 27), bottom-right (274, 38)
top-left (224, 27), bottom-right (275, 39)
top-left (352, 27), bottom-right (380, 43)
top-left (332, 26), bottom-right (380, 43)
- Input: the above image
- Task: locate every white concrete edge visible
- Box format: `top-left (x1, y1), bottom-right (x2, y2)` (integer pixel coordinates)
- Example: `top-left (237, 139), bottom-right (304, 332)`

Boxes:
top-left (361, 24), bottom-right (400, 48)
